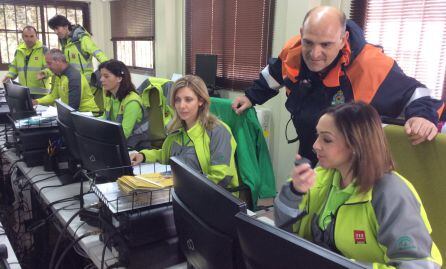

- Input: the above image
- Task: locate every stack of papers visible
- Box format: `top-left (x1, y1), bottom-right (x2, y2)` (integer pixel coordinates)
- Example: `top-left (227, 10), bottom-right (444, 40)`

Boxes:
top-left (117, 172), bottom-right (173, 194)
top-left (93, 181), bottom-right (172, 213)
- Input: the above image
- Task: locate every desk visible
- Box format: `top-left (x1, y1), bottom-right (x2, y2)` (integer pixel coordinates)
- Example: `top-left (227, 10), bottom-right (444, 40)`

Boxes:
top-left (1, 149), bottom-right (184, 268)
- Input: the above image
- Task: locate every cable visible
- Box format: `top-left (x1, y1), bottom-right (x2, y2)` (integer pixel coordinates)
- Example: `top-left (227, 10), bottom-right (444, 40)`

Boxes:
top-left (37, 184), bottom-right (63, 197)
top-left (54, 230), bottom-right (100, 269)
top-left (45, 197), bottom-right (79, 211)
top-left (73, 222), bottom-right (87, 238)
top-left (19, 174), bottom-right (58, 191)
top-left (48, 206), bottom-right (92, 269)
top-left (101, 231), bottom-right (120, 269)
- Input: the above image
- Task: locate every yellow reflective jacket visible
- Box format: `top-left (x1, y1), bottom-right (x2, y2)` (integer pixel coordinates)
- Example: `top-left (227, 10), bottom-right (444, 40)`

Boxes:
top-left (7, 40), bottom-right (51, 89)
top-left (36, 65), bottom-right (99, 113)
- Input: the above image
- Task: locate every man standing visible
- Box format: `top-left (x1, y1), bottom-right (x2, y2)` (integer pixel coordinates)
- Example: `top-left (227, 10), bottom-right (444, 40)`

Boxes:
top-left (1, 26), bottom-right (51, 88)
top-left (32, 49), bottom-right (99, 113)
top-left (232, 6), bottom-right (444, 164)
top-left (48, 15), bottom-right (108, 83)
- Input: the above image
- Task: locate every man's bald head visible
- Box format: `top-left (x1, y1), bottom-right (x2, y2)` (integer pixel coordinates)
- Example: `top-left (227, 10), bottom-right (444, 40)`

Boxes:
top-left (299, 6), bottom-right (349, 72)
top-left (303, 6), bottom-right (347, 34)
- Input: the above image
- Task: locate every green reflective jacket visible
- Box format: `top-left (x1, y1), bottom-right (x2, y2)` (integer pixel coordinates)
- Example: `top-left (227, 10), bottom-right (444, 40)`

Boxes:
top-left (60, 25), bottom-right (108, 82)
top-left (210, 97), bottom-right (276, 206)
top-left (140, 120), bottom-right (239, 189)
top-left (37, 65), bottom-right (99, 112)
top-left (104, 91), bottom-right (148, 149)
top-left (7, 40), bottom-right (51, 89)
top-left (138, 77), bottom-right (174, 126)
top-left (275, 168), bottom-right (442, 268)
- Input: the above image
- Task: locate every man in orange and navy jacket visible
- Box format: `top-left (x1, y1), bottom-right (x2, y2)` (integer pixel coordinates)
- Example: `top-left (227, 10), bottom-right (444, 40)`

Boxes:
top-left (232, 6), bottom-right (444, 165)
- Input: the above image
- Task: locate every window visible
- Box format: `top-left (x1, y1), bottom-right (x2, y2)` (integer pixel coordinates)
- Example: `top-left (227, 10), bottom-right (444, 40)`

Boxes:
top-left (110, 0), bottom-right (155, 73)
top-left (350, 0), bottom-right (446, 100)
top-left (0, 1), bottom-right (89, 69)
top-left (186, 0), bottom-right (276, 90)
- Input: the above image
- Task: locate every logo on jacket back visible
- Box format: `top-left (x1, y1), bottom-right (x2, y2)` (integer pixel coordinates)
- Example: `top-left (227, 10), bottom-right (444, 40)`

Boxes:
top-left (354, 230), bottom-right (366, 244)
top-left (35, 57), bottom-right (39, 61)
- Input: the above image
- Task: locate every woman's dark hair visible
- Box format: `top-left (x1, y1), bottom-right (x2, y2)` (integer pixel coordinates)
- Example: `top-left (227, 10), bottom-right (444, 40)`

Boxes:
top-left (48, 15), bottom-right (72, 30)
top-left (324, 102), bottom-right (395, 193)
top-left (98, 60), bottom-right (136, 101)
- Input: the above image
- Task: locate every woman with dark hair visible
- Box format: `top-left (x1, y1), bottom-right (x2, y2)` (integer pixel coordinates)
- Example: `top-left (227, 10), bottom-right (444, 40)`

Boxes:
top-left (130, 75), bottom-right (239, 189)
top-left (99, 60), bottom-right (148, 150)
top-left (274, 102), bottom-right (442, 268)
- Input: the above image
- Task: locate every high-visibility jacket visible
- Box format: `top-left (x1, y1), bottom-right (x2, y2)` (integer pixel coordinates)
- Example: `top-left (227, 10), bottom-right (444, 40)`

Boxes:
top-left (36, 64), bottom-right (99, 112)
top-left (245, 20), bottom-right (444, 163)
top-left (7, 40), bottom-right (51, 89)
top-left (140, 121), bottom-right (239, 189)
top-left (137, 77), bottom-right (174, 127)
top-left (210, 97), bottom-right (276, 206)
top-left (60, 25), bottom-right (108, 83)
top-left (104, 91), bottom-right (149, 149)
top-left (274, 168), bottom-right (443, 268)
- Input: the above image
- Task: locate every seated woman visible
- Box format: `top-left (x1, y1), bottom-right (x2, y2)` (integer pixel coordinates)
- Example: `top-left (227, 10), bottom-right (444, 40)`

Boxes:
top-left (274, 102), bottom-right (442, 268)
top-left (99, 60), bottom-right (148, 150)
top-left (130, 75), bottom-right (239, 189)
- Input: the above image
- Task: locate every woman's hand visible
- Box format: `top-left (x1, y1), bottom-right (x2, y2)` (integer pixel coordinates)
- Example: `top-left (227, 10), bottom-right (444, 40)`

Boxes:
top-left (130, 152), bottom-right (144, 166)
top-left (291, 155), bottom-right (316, 193)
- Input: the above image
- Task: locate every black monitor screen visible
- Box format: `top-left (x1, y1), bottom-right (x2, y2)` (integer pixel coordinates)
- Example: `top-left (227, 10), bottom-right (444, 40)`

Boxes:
top-left (71, 112), bottom-right (133, 181)
top-left (195, 54), bottom-right (217, 88)
top-left (235, 212), bottom-right (367, 269)
top-left (55, 100), bottom-right (80, 161)
top-left (4, 83), bottom-right (35, 120)
top-left (170, 157), bottom-right (246, 269)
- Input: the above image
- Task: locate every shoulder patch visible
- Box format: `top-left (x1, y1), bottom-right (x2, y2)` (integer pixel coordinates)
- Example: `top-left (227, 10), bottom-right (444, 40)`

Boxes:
top-left (396, 235), bottom-right (417, 251)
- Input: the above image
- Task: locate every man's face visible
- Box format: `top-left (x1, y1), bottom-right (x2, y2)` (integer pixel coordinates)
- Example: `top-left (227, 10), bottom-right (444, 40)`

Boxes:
top-left (22, 28), bottom-right (38, 49)
top-left (45, 54), bottom-right (62, 74)
top-left (54, 25), bottom-right (70, 39)
top-left (300, 23), bottom-right (348, 73)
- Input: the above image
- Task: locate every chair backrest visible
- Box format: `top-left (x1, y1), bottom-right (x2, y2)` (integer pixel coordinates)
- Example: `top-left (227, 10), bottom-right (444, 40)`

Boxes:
top-left (146, 87), bottom-right (167, 148)
top-left (384, 124), bottom-right (446, 258)
top-left (209, 97), bottom-right (276, 208)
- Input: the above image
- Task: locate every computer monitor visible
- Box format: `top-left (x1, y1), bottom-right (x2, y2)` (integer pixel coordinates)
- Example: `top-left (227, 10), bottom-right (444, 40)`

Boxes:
top-left (195, 54), bottom-right (217, 89)
top-left (170, 156), bottom-right (247, 269)
top-left (56, 100), bottom-right (80, 160)
top-left (235, 212), bottom-right (367, 269)
top-left (70, 112), bottom-right (133, 181)
top-left (4, 83), bottom-right (35, 120)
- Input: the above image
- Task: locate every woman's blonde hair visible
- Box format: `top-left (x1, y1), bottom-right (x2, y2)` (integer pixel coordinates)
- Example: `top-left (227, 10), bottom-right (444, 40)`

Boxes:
top-left (168, 75), bottom-right (218, 132)
top-left (324, 102), bottom-right (395, 193)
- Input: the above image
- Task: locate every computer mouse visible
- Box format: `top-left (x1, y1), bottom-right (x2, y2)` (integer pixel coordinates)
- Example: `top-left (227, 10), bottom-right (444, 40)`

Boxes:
top-left (294, 157), bottom-right (312, 168)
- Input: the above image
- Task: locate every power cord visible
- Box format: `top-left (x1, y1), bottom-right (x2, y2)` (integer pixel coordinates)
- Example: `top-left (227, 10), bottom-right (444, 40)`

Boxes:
top-left (48, 205), bottom-right (95, 269)
top-left (54, 230), bottom-right (100, 269)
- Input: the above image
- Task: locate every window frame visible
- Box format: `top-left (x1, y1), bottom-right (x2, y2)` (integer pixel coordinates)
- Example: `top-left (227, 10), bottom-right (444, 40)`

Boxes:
top-left (185, 0), bottom-right (276, 91)
top-left (0, 0), bottom-right (90, 70)
top-left (112, 39), bottom-right (155, 75)
top-left (110, 0), bottom-right (155, 74)
top-left (350, 0), bottom-right (446, 100)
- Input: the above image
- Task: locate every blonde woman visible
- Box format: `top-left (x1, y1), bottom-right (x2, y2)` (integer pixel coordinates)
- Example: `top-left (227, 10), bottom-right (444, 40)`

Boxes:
top-left (130, 75), bottom-right (239, 189)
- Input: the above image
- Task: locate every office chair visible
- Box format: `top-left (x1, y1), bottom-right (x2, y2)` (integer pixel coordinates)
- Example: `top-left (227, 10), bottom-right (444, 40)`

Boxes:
top-left (384, 124), bottom-right (446, 258)
top-left (145, 86), bottom-right (168, 149)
